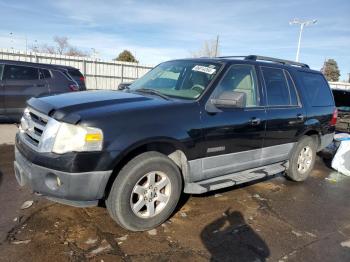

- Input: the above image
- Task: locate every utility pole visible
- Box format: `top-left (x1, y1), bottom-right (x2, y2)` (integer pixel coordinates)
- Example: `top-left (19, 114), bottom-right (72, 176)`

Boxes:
top-left (214, 35), bottom-right (219, 57)
top-left (289, 19), bottom-right (317, 62)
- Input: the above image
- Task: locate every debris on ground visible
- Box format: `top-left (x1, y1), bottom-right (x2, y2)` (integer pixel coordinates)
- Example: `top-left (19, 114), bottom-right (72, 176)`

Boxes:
top-left (20, 200), bottom-right (34, 209)
top-left (86, 240), bottom-right (112, 258)
top-left (325, 172), bottom-right (346, 183)
top-left (341, 240), bottom-right (350, 248)
top-left (214, 193), bottom-right (223, 198)
top-left (306, 232), bottom-right (317, 238)
top-left (12, 239), bottom-right (31, 245)
top-left (252, 194), bottom-right (266, 201)
top-left (85, 238), bottom-right (98, 245)
top-left (116, 235), bottom-right (128, 241)
top-left (147, 229), bottom-right (157, 236)
top-left (180, 212), bottom-right (187, 218)
top-left (291, 230), bottom-right (303, 237)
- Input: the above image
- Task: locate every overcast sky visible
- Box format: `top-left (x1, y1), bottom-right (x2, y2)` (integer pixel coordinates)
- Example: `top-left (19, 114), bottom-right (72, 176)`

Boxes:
top-left (0, 0), bottom-right (349, 79)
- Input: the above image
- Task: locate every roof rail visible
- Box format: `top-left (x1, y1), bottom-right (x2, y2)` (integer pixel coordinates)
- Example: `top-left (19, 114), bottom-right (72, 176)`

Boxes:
top-left (244, 55), bottom-right (309, 68)
top-left (216, 56), bottom-right (247, 59)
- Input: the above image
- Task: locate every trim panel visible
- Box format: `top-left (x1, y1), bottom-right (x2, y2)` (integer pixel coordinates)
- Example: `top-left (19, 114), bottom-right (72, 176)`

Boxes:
top-left (188, 142), bottom-right (295, 182)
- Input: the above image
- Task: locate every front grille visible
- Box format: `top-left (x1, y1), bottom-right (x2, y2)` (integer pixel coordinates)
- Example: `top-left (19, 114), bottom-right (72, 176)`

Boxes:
top-left (21, 108), bottom-right (49, 148)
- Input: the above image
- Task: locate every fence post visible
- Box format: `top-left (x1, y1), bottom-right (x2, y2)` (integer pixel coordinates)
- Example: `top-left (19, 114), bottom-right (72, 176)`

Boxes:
top-left (83, 60), bottom-right (87, 78)
top-left (121, 64), bottom-right (124, 83)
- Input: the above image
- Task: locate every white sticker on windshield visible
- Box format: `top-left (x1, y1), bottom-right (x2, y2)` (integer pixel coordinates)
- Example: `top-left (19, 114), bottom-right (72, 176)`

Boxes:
top-left (192, 65), bottom-right (216, 75)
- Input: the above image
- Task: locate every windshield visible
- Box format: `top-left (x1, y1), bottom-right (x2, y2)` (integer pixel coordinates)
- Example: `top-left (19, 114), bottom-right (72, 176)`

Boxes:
top-left (333, 89), bottom-right (350, 112)
top-left (129, 60), bottom-right (221, 100)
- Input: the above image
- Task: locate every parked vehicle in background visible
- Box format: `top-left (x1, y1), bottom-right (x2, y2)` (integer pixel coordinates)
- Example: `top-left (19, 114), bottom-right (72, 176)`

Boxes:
top-left (0, 60), bottom-right (86, 122)
top-left (14, 55), bottom-right (336, 231)
top-left (332, 88), bottom-right (350, 133)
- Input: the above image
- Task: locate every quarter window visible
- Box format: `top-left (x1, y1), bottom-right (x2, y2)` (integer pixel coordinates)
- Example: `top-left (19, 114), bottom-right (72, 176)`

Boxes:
top-left (299, 72), bottom-right (333, 107)
top-left (213, 64), bottom-right (259, 107)
top-left (261, 67), bottom-right (296, 106)
top-left (3, 65), bottom-right (39, 81)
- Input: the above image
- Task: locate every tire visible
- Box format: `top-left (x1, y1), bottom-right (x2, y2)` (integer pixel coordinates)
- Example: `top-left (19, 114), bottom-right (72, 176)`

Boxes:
top-left (286, 136), bottom-right (317, 182)
top-left (106, 151), bottom-right (182, 231)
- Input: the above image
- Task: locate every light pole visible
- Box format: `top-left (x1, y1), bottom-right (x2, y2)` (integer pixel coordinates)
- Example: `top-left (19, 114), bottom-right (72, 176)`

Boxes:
top-left (289, 19), bottom-right (317, 62)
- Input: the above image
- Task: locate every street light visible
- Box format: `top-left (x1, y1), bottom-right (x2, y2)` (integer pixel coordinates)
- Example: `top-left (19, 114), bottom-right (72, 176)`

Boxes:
top-left (289, 18), bottom-right (317, 62)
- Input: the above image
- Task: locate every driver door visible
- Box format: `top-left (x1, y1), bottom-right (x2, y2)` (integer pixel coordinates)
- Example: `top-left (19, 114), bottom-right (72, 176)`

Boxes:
top-left (198, 64), bottom-right (267, 180)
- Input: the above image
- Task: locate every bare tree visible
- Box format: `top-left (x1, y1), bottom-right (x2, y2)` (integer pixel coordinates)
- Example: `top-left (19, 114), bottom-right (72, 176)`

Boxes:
top-left (191, 37), bottom-right (220, 58)
top-left (53, 36), bottom-right (69, 54)
top-left (29, 36), bottom-right (88, 57)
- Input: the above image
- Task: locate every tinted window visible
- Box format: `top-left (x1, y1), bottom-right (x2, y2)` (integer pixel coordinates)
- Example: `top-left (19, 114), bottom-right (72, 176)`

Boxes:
top-left (0, 64), bottom-right (4, 80)
top-left (285, 71), bottom-right (299, 106)
top-left (68, 69), bottom-right (83, 77)
top-left (39, 69), bottom-right (51, 79)
top-left (300, 72), bottom-right (334, 107)
top-left (262, 67), bottom-right (291, 106)
top-left (332, 89), bottom-right (350, 111)
top-left (213, 64), bottom-right (259, 107)
top-left (4, 65), bottom-right (39, 81)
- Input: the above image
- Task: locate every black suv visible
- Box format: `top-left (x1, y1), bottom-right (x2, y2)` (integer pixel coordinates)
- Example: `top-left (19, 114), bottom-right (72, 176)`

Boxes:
top-left (0, 60), bottom-right (86, 121)
top-left (14, 55), bottom-right (336, 231)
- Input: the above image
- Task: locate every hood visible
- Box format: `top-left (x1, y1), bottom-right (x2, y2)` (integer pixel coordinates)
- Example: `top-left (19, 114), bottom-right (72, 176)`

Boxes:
top-left (27, 90), bottom-right (169, 124)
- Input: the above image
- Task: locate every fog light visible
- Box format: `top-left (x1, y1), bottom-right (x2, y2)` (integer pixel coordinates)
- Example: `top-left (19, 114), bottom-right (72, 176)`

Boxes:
top-left (45, 173), bottom-right (62, 191)
top-left (56, 176), bottom-right (62, 187)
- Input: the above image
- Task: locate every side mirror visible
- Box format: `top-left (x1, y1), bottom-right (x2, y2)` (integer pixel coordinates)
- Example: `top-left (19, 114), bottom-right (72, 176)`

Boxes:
top-left (117, 82), bottom-right (132, 90)
top-left (211, 91), bottom-right (246, 108)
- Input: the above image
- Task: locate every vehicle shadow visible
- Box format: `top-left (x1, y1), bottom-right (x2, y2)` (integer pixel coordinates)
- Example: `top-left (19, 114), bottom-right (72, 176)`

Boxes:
top-left (201, 209), bottom-right (270, 262)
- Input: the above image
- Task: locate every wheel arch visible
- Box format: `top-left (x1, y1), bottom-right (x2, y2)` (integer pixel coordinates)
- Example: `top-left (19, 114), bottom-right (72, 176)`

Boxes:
top-left (104, 138), bottom-right (189, 199)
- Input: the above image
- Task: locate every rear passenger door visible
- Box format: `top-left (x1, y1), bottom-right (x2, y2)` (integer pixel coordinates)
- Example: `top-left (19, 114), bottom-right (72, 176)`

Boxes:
top-left (3, 64), bottom-right (49, 118)
top-left (261, 66), bottom-right (306, 164)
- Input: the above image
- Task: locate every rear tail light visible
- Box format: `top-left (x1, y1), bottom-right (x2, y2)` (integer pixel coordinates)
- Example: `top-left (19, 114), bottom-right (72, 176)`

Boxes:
top-left (69, 84), bottom-right (79, 92)
top-left (330, 108), bottom-right (338, 126)
top-left (79, 76), bottom-right (85, 83)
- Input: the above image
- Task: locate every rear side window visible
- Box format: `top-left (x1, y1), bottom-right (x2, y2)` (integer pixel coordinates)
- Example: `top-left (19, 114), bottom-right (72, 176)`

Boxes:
top-left (0, 64), bottom-right (4, 80)
top-left (261, 67), bottom-right (297, 106)
top-left (299, 72), bottom-right (333, 107)
top-left (39, 69), bottom-right (51, 79)
top-left (68, 69), bottom-right (83, 77)
top-left (3, 65), bottom-right (39, 80)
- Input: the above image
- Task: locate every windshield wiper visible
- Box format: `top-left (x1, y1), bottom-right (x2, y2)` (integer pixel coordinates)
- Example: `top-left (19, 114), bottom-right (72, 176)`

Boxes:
top-left (134, 88), bottom-right (170, 100)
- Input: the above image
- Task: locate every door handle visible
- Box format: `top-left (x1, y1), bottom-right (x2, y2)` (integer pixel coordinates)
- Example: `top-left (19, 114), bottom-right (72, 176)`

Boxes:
top-left (296, 114), bottom-right (304, 121)
top-left (250, 117), bottom-right (261, 126)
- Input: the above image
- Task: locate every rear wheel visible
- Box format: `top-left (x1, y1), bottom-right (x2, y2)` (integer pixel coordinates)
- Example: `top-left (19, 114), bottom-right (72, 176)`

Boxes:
top-left (286, 136), bottom-right (317, 182)
top-left (106, 151), bottom-right (182, 231)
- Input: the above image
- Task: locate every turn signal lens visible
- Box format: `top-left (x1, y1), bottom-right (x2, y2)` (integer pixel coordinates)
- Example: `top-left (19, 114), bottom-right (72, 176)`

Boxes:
top-left (85, 133), bottom-right (102, 142)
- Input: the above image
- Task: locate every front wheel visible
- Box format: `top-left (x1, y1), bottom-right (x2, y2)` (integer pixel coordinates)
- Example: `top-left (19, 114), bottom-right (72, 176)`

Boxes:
top-left (106, 151), bottom-right (182, 231)
top-left (286, 136), bottom-right (317, 182)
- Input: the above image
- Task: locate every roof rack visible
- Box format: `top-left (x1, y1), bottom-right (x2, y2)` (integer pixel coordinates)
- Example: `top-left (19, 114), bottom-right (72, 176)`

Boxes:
top-left (245, 55), bottom-right (309, 68)
top-left (216, 55), bottom-right (309, 68)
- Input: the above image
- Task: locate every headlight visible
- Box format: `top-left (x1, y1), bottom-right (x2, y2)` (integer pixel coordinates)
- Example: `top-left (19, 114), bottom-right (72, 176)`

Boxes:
top-left (52, 122), bottom-right (103, 154)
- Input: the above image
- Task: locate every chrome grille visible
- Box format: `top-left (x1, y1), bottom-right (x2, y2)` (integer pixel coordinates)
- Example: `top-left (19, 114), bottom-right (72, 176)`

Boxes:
top-left (20, 107), bottom-right (49, 148)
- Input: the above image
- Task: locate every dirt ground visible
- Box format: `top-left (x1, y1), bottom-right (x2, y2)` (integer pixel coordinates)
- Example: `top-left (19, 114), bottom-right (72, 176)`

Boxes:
top-left (1, 124), bottom-right (350, 262)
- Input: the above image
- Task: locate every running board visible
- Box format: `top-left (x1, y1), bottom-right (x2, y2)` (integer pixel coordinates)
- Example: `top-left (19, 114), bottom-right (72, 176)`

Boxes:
top-left (184, 161), bottom-right (288, 194)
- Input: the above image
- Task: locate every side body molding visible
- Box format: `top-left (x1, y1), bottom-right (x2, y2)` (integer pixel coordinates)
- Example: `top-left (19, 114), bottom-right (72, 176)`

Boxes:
top-left (187, 142), bottom-right (295, 182)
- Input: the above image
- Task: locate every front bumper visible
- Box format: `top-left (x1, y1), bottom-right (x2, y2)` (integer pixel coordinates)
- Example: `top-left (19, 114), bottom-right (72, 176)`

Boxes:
top-left (14, 147), bottom-right (112, 206)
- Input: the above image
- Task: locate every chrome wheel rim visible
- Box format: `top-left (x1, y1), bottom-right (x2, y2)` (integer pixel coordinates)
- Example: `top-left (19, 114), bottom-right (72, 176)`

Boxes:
top-left (130, 171), bottom-right (171, 218)
top-left (297, 146), bottom-right (313, 174)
